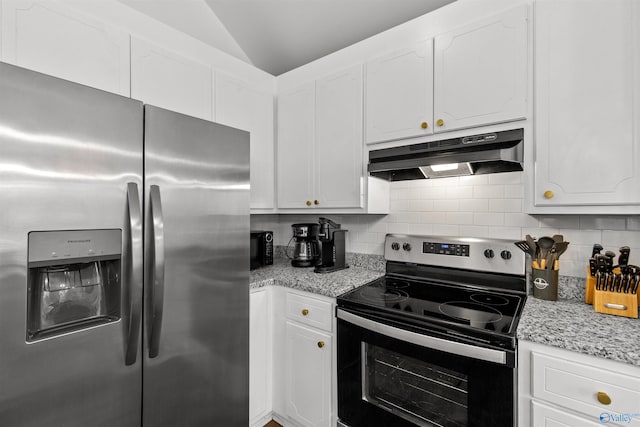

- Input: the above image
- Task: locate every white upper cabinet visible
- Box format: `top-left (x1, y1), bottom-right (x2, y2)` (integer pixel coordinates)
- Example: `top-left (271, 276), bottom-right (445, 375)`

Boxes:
top-left (433, 5), bottom-right (528, 133)
top-left (315, 65), bottom-right (363, 209)
top-left (531, 0), bottom-right (640, 213)
top-left (277, 82), bottom-right (316, 209)
top-left (365, 41), bottom-right (434, 144)
top-left (130, 37), bottom-right (213, 120)
top-left (277, 66), bottom-right (364, 210)
top-left (1, 0), bottom-right (130, 96)
top-left (215, 73), bottom-right (275, 209)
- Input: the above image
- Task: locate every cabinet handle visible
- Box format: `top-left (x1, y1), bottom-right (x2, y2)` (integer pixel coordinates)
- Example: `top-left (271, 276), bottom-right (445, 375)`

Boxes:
top-left (543, 190), bottom-right (554, 199)
top-left (301, 309), bottom-right (309, 316)
top-left (317, 341), bottom-right (325, 348)
top-left (314, 200), bottom-right (320, 205)
top-left (306, 200), bottom-right (312, 206)
top-left (421, 121), bottom-right (429, 129)
top-left (597, 392), bottom-right (612, 405)
top-left (436, 119), bottom-right (444, 127)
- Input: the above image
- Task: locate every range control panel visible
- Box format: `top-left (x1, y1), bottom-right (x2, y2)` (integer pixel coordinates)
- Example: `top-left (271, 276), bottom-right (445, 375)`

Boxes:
top-left (385, 234), bottom-right (525, 276)
top-left (423, 242), bottom-right (470, 257)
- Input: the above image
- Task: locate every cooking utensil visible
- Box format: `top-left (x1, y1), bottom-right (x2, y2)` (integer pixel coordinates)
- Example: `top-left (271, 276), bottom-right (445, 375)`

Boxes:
top-left (604, 251), bottom-right (616, 273)
top-left (613, 274), bottom-right (622, 292)
top-left (589, 257), bottom-right (597, 277)
top-left (621, 274), bottom-right (630, 293)
top-left (595, 254), bottom-right (607, 290)
top-left (552, 234), bottom-right (564, 243)
top-left (537, 236), bottom-right (555, 269)
top-left (618, 246), bottom-right (630, 268)
top-left (514, 240), bottom-right (534, 257)
top-left (631, 274), bottom-right (639, 294)
top-left (591, 243), bottom-right (603, 258)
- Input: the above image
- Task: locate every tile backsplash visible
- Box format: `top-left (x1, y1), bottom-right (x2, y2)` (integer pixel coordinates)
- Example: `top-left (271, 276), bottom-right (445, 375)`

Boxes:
top-left (252, 172), bottom-right (640, 278)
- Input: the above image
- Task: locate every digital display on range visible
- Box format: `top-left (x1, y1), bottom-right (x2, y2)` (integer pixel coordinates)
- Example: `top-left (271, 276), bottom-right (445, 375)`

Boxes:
top-left (423, 242), bottom-right (470, 256)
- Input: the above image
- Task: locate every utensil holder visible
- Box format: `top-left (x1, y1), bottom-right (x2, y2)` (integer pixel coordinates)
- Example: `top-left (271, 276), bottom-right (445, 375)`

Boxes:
top-left (593, 288), bottom-right (639, 319)
top-left (585, 266), bottom-right (596, 304)
top-left (532, 268), bottom-right (558, 301)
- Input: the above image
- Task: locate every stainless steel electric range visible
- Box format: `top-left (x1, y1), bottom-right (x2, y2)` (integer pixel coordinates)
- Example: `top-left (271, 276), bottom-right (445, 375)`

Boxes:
top-left (337, 235), bottom-right (526, 427)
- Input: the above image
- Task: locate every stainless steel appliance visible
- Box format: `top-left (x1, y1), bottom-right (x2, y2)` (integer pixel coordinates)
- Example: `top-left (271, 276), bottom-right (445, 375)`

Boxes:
top-left (0, 62), bottom-right (249, 426)
top-left (250, 230), bottom-right (274, 270)
top-left (368, 128), bottom-right (524, 180)
top-left (315, 217), bottom-right (349, 273)
top-left (337, 235), bottom-right (526, 427)
top-left (289, 223), bottom-right (321, 267)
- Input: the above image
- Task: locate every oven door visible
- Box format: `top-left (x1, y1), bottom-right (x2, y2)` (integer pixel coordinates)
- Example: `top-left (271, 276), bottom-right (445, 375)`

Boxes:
top-left (337, 309), bottom-right (516, 427)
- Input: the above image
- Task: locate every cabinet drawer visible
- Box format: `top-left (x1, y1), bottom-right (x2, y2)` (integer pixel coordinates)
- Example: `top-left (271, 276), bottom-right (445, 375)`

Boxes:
top-left (531, 351), bottom-right (640, 425)
top-left (286, 292), bottom-right (333, 332)
top-left (531, 400), bottom-right (602, 427)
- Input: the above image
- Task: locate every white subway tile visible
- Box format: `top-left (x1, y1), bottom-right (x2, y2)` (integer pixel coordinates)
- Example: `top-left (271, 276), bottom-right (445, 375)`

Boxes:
top-left (458, 225), bottom-right (489, 237)
top-left (579, 216), bottom-right (627, 231)
top-left (408, 199), bottom-right (435, 212)
top-left (459, 175), bottom-right (489, 185)
top-left (432, 224), bottom-right (460, 236)
top-left (601, 230), bottom-right (640, 251)
top-left (555, 229), bottom-right (602, 245)
top-left (473, 185), bottom-right (505, 199)
top-left (367, 220), bottom-right (388, 234)
top-left (487, 226), bottom-right (522, 239)
top-left (505, 213), bottom-right (539, 228)
top-left (489, 198), bottom-right (523, 213)
top-left (446, 186), bottom-right (473, 199)
top-left (446, 212), bottom-right (473, 225)
top-left (473, 212), bottom-right (505, 226)
top-left (504, 184), bottom-right (525, 198)
top-left (418, 212), bottom-right (447, 224)
top-left (488, 172), bottom-right (522, 185)
top-left (538, 215), bottom-right (580, 229)
top-left (367, 242), bottom-right (385, 255)
top-left (387, 223), bottom-right (409, 234)
top-left (408, 223), bottom-right (434, 235)
top-left (627, 216), bottom-right (640, 230)
top-left (390, 199), bottom-right (408, 212)
top-left (420, 187), bottom-right (447, 199)
top-left (434, 199), bottom-right (460, 212)
top-left (459, 199), bottom-right (489, 212)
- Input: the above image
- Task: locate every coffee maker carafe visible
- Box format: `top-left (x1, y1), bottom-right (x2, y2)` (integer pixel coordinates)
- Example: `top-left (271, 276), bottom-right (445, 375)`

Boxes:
top-left (315, 217), bottom-right (348, 273)
top-left (290, 223), bottom-right (321, 267)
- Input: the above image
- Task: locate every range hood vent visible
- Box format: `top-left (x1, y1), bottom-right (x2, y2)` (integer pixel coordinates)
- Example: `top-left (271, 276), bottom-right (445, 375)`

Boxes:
top-left (368, 128), bottom-right (524, 181)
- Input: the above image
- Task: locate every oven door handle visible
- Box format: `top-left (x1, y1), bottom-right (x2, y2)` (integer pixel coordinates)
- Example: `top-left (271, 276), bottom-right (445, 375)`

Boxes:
top-left (337, 309), bottom-right (508, 365)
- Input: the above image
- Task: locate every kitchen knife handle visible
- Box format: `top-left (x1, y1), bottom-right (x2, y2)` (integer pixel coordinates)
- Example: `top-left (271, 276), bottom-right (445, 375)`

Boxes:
top-left (124, 182), bottom-right (143, 366)
top-left (146, 185), bottom-right (165, 359)
top-left (618, 246), bottom-right (630, 266)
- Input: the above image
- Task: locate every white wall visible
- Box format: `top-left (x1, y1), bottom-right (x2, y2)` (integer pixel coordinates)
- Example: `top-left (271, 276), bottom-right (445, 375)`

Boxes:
top-left (251, 172), bottom-right (640, 278)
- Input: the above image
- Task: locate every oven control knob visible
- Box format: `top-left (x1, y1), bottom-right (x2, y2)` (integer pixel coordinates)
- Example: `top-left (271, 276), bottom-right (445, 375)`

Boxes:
top-left (391, 242), bottom-right (400, 251)
top-left (402, 243), bottom-right (412, 252)
top-left (500, 250), bottom-right (512, 260)
top-left (484, 249), bottom-right (495, 259)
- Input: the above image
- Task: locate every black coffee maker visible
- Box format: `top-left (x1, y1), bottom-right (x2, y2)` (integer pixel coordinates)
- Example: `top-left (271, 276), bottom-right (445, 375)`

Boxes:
top-left (314, 217), bottom-right (348, 273)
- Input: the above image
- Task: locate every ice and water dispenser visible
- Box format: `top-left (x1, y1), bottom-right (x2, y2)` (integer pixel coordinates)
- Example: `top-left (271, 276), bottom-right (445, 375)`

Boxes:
top-left (27, 230), bottom-right (122, 341)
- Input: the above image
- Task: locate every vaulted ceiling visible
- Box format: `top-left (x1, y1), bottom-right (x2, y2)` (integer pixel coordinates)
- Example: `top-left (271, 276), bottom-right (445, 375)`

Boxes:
top-left (117, 0), bottom-right (456, 75)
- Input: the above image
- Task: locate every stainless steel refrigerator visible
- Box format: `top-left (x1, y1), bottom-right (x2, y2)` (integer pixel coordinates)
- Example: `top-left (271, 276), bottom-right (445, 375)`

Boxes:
top-left (0, 62), bottom-right (249, 426)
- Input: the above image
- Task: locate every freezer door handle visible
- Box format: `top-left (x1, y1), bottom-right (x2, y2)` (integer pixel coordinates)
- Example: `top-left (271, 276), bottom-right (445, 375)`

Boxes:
top-left (124, 182), bottom-right (143, 366)
top-left (146, 185), bottom-right (165, 358)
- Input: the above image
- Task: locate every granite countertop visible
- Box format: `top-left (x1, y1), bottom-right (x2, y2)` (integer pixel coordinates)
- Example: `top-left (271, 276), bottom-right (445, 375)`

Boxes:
top-left (517, 295), bottom-right (640, 366)
top-left (250, 253), bottom-right (639, 367)
top-left (249, 256), bottom-right (384, 298)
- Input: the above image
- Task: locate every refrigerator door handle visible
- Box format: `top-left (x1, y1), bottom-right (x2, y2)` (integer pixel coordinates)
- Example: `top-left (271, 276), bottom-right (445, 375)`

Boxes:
top-left (146, 184), bottom-right (165, 358)
top-left (124, 182), bottom-right (143, 366)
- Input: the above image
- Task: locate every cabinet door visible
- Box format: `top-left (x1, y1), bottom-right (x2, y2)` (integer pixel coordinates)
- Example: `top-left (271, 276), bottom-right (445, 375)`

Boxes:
top-left (534, 0), bottom-right (640, 208)
top-left (365, 41), bottom-right (434, 144)
top-left (285, 321), bottom-right (332, 427)
top-left (315, 65), bottom-right (363, 209)
top-left (277, 83), bottom-right (315, 209)
top-left (131, 37), bottom-right (212, 120)
top-left (250, 289), bottom-right (272, 424)
top-left (531, 401), bottom-right (602, 427)
top-left (215, 73), bottom-right (275, 209)
top-left (433, 5), bottom-right (528, 132)
top-left (1, 0), bottom-right (130, 96)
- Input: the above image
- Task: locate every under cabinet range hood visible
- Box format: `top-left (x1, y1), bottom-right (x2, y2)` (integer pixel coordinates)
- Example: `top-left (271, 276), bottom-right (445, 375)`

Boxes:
top-left (368, 128), bottom-right (524, 181)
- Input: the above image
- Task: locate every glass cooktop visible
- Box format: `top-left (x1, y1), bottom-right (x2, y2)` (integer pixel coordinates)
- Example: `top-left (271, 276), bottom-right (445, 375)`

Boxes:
top-left (338, 275), bottom-right (524, 336)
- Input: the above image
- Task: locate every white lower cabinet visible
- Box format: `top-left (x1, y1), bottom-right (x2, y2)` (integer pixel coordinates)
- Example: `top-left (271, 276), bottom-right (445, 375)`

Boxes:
top-left (285, 321), bottom-right (332, 427)
top-left (518, 341), bottom-right (640, 427)
top-left (250, 288), bottom-right (272, 427)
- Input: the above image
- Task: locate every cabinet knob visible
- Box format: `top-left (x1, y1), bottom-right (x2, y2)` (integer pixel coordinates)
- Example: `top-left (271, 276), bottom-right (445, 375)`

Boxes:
top-left (543, 190), bottom-right (554, 199)
top-left (317, 341), bottom-right (325, 348)
top-left (421, 121), bottom-right (429, 129)
top-left (301, 309), bottom-right (309, 316)
top-left (597, 392), bottom-right (611, 405)
top-left (436, 119), bottom-right (444, 127)
top-left (306, 200), bottom-right (312, 206)
top-left (314, 200), bottom-right (320, 205)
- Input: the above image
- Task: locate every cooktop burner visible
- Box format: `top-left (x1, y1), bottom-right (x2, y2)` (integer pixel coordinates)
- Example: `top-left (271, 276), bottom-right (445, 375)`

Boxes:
top-left (339, 275), bottom-right (523, 335)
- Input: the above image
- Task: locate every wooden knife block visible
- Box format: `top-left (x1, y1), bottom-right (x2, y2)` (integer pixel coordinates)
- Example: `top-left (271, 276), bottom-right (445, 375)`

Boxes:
top-left (593, 288), bottom-right (639, 319)
top-left (585, 266), bottom-right (595, 304)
